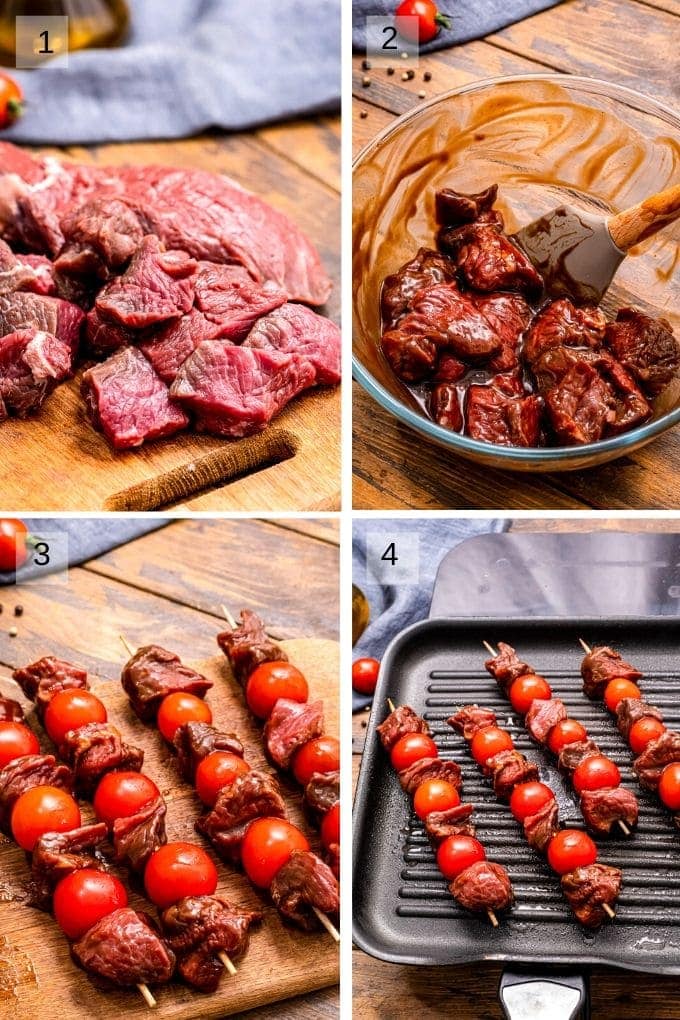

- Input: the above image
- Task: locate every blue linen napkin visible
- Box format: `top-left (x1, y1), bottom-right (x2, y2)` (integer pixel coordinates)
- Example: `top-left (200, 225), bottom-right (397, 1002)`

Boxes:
top-left (353, 0), bottom-right (562, 53)
top-left (0, 517), bottom-right (166, 585)
top-left (352, 517), bottom-right (508, 711)
top-left (5, 0), bottom-right (341, 145)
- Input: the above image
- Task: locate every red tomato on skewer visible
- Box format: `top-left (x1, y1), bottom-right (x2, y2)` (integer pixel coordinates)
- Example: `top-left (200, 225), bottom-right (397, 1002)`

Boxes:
top-left (241, 817), bottom-right (309, 888)
top-left (0, 721), bottom-right (39, 768)
top-left (53, 869), bottom-right (127, 940)
top-left (628, 717), bottom-right (666, 755)
top-left (157, 692), bottom-right (212, 742)
top-left (44, 689), bottom-right (107, 746)
top-left (292, 736), bottom-right (340, 786)
top-left (413, 778), bottom-right (460, 820)
top-left (246, 662), bottom-right (308, 720)
top-left (572, 755), bottom-right (621, 794)
top-left (93, 771), bottom-right (160, 828)
top-left (321, 802), bottom-right (340, 849)
top-left (470, 726), bottom-right (513, 766)
top-left (195, 751), bottom-right (250, 807)
top-left (547, 829), bottom-right (597, 874)
top-left (144, 842), bottom-right (218, 909)
top-left (390, 732), bottom-right (438, 771)
top-left (658, 762), bottom-right (680, 811)
top-left (604, 678), bottom-right (641, 712)
top-left (11, 786), bottom-right (81, 851)
top-left (509, 781), bottom-right (555, 823)
top-left (436, 834), bottom-right (486, 880)
top-left (547, 718), bottom-right (587, 754)
top-left (509, 674), bottom-right (552, 714)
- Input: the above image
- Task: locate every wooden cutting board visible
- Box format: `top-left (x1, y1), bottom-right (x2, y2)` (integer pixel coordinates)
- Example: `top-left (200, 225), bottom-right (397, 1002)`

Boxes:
top-left (0, 638), bottom-right (340, 1020)
top-left (0, 135), bottom-right (341, 512)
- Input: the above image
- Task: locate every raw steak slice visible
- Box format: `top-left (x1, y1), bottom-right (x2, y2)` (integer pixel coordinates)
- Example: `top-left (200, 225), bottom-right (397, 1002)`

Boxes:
top-left (0, 292), bottom-right (84, 357)
top-left (81, 346), bottom-right (189, 450)
top-left (0, 329), bottom-right (72, 420)
top-left (95, 236), bottom-right (196, 329)
top-left (243, 303), bottom-right (341, 385)
top-left (170, 343), bottom-right (316, 438)
top-left (138, 309), bottom-right (230, 385)
top-left (193, 262), bottom-right (286, 338)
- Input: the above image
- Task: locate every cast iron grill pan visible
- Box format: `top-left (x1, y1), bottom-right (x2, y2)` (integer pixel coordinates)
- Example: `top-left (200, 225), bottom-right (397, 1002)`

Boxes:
top-left (352, 617), bottom-right (680, 973)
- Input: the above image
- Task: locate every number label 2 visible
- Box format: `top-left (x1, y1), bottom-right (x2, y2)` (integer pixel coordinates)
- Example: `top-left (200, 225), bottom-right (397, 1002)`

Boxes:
top-left (381, 25), bottom-right (398, 50)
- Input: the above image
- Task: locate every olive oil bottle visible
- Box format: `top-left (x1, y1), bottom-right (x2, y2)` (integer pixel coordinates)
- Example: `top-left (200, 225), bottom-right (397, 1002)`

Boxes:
top-left (0, 0), bottom-right (129, 62)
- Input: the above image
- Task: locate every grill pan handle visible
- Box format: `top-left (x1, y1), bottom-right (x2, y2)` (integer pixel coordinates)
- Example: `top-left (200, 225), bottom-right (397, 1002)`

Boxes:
top-left (499, 968), bottom-right (589, 1020)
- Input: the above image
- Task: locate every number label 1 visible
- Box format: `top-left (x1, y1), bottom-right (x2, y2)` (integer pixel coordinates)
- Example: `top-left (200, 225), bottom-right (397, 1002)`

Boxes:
top-left (38, 30), bottom-right (54, 53)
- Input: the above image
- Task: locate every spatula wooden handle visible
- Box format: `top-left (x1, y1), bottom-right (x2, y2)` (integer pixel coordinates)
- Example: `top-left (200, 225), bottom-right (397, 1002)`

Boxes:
top-left (608, 183), bottom-right (680, 250)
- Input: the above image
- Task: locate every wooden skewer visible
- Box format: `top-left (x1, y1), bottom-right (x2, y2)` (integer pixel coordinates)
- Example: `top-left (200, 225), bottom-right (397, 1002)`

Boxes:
top-left (218, 950), bottom-right (237, 976)
top-left (387, 698), bottom-right (396, 713)
top-left (578, 638), bottom-right (592, 655)
top-left (313, 905), bottom-right (340, 942)
top-left (603, 903), bottom-right (616, 920)
top-left (221, 604), bottom-right (237, 630)
top-left (617, 820), bottom-right (631, 837)
top-left (482, 641), bottom-right (497, 657)
top-left (136, 983), bottom-right (157, 1008)
top-left (119, 633), bottom-right (135, 657)
top-left (487, 909), bottom-right (499, 928)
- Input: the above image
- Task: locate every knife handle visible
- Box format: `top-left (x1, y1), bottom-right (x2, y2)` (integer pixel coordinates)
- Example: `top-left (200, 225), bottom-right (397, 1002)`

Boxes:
top-left (608, 182), bottom-right (680, 250)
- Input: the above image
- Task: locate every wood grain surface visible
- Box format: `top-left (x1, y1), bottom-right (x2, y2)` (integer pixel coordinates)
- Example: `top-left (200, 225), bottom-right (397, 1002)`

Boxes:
top-left (0, 519), bottom-right (339, 1020)
top-left (351, 517), bottom-right (680, 1019)
top-left (0, 124), bottom-right (341, 513)
top-left (352, 0), bottom-right (680, 510)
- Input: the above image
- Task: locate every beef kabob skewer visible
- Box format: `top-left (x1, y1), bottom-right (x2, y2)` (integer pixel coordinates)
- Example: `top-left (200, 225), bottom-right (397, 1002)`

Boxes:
top-left (482, 641), bottom-right (639, 838)
top-left (578, 639), bottom-right (680, 826)
top-left (448, 702), bottom-right (621, 927)
top-left (379, 698), bottom-right (514, 927)
top-left (118, 635), bottom-right (340, 944)
top-left (0, 695), bottom-right (171, 1007)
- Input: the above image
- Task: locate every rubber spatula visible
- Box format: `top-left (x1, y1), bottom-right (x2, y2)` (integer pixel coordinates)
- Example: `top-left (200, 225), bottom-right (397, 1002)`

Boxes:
top-left (512, 182), bottom-right (680, 304)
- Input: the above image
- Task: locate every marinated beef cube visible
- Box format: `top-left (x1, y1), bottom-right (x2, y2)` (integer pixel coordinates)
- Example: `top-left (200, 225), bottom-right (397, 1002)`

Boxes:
top-left (557, 739), bottom-right (600, 776)
top-left (13, 655), bottom-right (89, 718)
top-left (263, 698), bottom-right (324, 770)
top-left (217, 608), bottom-right (288, 686)
top-left (429, 382), bottom-right (463, 431)
top-left (244, 302), bottom-right (341, 386)
top-left (0, 754), bottom-right (72, 830)
top-left (524, 299), bottom-right (606, 366)
top-left (399, 757), bottom-right (462, 796)
top-left (433, 351), bottom-right (466, 383)
top-left (160, 895), bottom-right (262, 992)
top-left (448, 705), bottom-right (497, 739)
top-left (381, 329), bottom-right (437, 381)
top-left (196, 770), bottom-right (285, 864)
top-left (0, 292), bottom-right (84, 357)
top-left (580, 786), bottom-right (638, 835)
top-left (376, 705), bottom-right (429, 751)
top-left (616, 697), bottom-right (664, 741)
top-left (95, 235), bottom-right (196, 329)
top-left (605, 307), bottom-right (680, 397)
top-left (0, 329), bottom-right (72, 420)
top-left (561, 864), bottom-right (621, 928)
top-left (525, 698), bottom-right (567, 743)
top-left (401, 283), bottom-right (502, 359)
top-left (484, 642), bottom-right (531, 692)
top-left (633, 730), bottom-right (680, 790)
top-left (435, 185), bottom-right (503, 230)
top-left (381, 247), bottom-right (457, 329)
top-left (424, 802), bottom-right (475, 844)
top-left (81, 346), bottom-right (189, 450)
top-left (304, 770), bottom-right (339, 819)
top-left (450, 860), bottom-right (514, 913)
top-left (473, 291), bottom-right (532, 373)
top-left (466, 375), bottom-right (542, 448)
top-left (173, 721), bottom-right (244, 783)
top-left (122, 644), bottom-right (212, 722)
top-left (31, 822), bottom-right (108, 909)
top-left (71, 908), bottom-right (175, 987)
top-left (112, 795), bottom-right (167, 873)
top-left (580, 646), bottom-right (642, 699)
top-left (59, 722), bottom-right (144, 793)
top-left (270, 850), bottom-right (339, 931)
top-left (439, 222), bottom-right (542, 297)
top-left (0, 696), bottom-right (24, 722)
top-left (138, 308), bottom-right (228, 384)
top-left (523, 798), bottom-right (559, 853)
top-left (194, 262), bottom-right (286, 338)
top-left (485, 749), bottom-right (539, 799)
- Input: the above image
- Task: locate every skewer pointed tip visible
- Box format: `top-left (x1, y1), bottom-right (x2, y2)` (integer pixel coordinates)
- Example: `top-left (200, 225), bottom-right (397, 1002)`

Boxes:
top-left (221, 604), bottom-right (237, 630)
top-left (218, 951), bottom-right (237, 976)
top-left (603, 903), bottom-right (616, 920)
top-left (482, 641), bottom-right (497, 657)
top-left (387, 698), bottom-right (396, 713)
top-left (312, 906), bottom-right (340, 942)
top-left (119, 634), bottom-right (135, 658)
top-left (487, 909), bottom-right (499, 928)
top-left (137, 983), bottom-right (157, 1008)
top-left (578, 638), bottom-right (592, 654)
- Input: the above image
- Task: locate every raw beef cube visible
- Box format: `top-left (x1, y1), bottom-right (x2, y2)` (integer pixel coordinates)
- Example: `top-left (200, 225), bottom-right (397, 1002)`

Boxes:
top-left (96, 236), bottom-right (196, 329)
top-left (170, 343), bottom-right (316, 438)
top-left (0, 239), bottom-right (40, 294)
top-left (0, 292), bottom-right (84, 357)
top-left (139, 309), bottom-right (231, 384)
top-left (85, 307), bottom-right (136, 357)
top-left (243, 303), bottom-right (341, 385)
top-left (15, 254), bottom-right (58, 295)
top-left (81, 346), bottom-right (189, 450)
top-left (0, 329), bottom-right (72, 420)
top-left (193, 263), bottom-right (286, 339)
top-left (56, 197), bottom-right (149, 278)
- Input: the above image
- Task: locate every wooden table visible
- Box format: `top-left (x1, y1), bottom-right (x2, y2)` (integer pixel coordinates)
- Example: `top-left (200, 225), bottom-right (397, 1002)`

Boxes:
top-left (352, 0), bottom-right (680, 510)
top-left (352, 517), bottom-right (680, 1019)
top-left (0, 518), bottom-right (339, 1020)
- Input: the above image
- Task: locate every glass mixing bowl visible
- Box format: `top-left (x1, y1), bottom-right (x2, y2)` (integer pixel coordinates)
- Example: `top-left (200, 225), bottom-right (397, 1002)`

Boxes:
top-left (353, 75), bottom-right (680, 472)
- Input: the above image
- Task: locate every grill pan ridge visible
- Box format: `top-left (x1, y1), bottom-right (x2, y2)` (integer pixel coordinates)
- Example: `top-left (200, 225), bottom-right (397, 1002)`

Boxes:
top-left (352, 616), bottom-right (680, 972)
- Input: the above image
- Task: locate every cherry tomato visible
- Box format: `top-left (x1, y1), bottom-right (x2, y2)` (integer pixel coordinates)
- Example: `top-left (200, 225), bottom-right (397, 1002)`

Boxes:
top-left (547, 829), bottom-right (597, 874)
top-left (352, 658), bottom-right (380, 696)
top-left (157, 692), bottom-right (212, 742)
top-left (413, 778), bottom-right (460, 820)
top-left (53, 869), bottom-right (127, 940)
top-left (292, 736), bottom-right (340, 786)
top-left (44, 689), bottom-right (107, 746)
top-left (241, 817), bottom-right (309, 888)
top-left (11, 785), bottom-right (81, 852)
top-left (436, 834), bottom-right (486, 880)
top-left (547, 718), bottom-right (588, 755)
top-left (0, 721), bottom-right (39, 768)
top-left (245, 662), bottom-right (308, 720)
top-left (604, 678), bottom-right (642, 713)
top-left (509, 781), bottom-right (555, 823)
top-left (195, 751), bottom-right (250, 807)
top-left (395, 0), bottom-right (451, 44)
top-left (572, 755), bottom-right (621, 794)
top-left (93, 771), bottom-right (160, 829)
top-left (390, 732), bottom-right (438, 771)
top-left (509, 674), bottom-right (552, 714)
top-left (144, 841), bottom-right (218, 909)
top-left (0, 518), bottom-right (28, 571)
top-left (470, 726), bottom-right (513, 766)
top-left (0, 75), bottom-right (23, 129)
top-left (321, 802), bottom-right (340, 849)
top-left (628, 717), bottom-right (666, 755)
top-left (658, 762), bottom-right (680, 811)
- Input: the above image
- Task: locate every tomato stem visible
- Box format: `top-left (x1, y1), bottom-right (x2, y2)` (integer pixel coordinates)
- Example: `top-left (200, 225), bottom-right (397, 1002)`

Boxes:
top-left (435, 13), bottom-right (451, 30)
